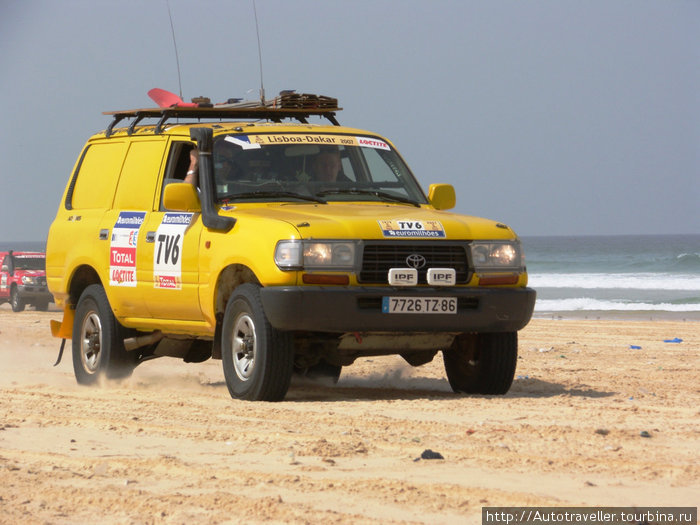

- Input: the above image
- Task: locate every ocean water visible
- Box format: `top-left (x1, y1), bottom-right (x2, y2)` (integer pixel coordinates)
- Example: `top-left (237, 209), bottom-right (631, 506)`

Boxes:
top-left (523, 234), bottom-right (700, 316)
top-left (3, 236), bottom-right (699, 317)
top-left (0, 241), bottom-right (47, 252)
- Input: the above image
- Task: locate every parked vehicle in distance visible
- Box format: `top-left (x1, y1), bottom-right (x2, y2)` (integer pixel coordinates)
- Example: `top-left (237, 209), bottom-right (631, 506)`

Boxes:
top-left (46, 91), bottom-right (535, 401)
top-left (0, 251), bottom-right (53, 312)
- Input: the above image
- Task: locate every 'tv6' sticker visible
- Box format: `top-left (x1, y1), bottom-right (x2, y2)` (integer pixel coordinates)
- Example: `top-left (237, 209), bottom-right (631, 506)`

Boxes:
top-left (154, 213), bottom-right (192, 289)
top-left (378, 219), bottom-right (446, 238)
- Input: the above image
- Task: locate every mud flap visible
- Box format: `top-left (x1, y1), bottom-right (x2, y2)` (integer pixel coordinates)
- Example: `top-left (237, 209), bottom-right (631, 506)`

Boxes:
top-left (50, 307), bottom-right (74, 339)
top-left (50, 307), bottom-right (74, 367)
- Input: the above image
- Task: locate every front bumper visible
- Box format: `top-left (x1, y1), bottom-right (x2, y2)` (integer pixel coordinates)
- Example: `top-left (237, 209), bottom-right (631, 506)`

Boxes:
top-left (260, 286), bottom-right (536, 333)
top-left (17, 284), bottom-right (53, 303)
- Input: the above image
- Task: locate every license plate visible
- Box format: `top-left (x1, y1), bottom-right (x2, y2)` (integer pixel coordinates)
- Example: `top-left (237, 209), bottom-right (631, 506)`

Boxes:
top-left (382, 296), bottom-right (457, 314)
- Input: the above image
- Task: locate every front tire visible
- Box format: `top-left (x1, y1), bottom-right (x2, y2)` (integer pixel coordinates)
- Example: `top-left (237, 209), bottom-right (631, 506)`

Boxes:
top-left (442, 332), bottom-right (518, 395)
top-left (72, 284), bottom-right (137, 385)
top-left (221, 284), bottom-right (293, 401)
top-left (10, 286), bottom-right (25, 312)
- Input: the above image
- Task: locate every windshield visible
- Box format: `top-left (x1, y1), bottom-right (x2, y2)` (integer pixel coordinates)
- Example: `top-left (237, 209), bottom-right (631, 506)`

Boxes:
top-left (13, 255), bottom-right (45, 271)
top-left (212, 133), bottom-right (427, 205)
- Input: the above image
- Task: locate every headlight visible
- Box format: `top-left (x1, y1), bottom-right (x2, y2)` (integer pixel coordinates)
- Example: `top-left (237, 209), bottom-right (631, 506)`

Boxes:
top-left (22, 276), bottom-right (37, 285)
top-left (275, 240), bottom-right (356, 270)
top-left (274, 241), bottom-right (303, 269)
top-left (470, 241), bottom-right (523, 270)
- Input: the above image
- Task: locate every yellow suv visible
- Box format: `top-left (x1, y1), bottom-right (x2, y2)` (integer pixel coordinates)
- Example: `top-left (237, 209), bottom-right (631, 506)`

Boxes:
top-left (47, 94), bottom-right (535, 401)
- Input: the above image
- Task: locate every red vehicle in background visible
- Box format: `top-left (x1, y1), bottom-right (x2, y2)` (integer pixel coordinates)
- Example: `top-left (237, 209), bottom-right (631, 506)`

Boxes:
top-left (0, 251), bottom-right (53, 312)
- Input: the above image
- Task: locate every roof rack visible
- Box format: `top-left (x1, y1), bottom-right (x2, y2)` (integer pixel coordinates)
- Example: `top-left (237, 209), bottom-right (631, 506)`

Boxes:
top-left (103, 93), bottom-right (342, 137)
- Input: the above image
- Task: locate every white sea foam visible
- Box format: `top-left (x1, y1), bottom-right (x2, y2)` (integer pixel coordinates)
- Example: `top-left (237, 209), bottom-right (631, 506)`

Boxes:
top-left (529, 272), bottom-right (700, 291)
top-left (535, 297), bottom-right (700, 312)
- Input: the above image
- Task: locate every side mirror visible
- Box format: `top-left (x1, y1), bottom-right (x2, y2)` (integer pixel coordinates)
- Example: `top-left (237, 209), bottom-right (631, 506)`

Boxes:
top-left (428, 184), bottom-right (456, 210)
top-left (163, 183), bottom-right (201, 212)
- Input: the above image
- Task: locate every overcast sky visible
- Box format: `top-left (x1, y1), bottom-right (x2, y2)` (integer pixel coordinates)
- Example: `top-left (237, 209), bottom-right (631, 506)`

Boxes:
top-left (1, 0), bottom-right (698, 241)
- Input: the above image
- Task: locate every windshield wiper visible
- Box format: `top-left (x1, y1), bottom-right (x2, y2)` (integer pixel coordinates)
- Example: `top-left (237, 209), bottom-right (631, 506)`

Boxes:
top-left (316, 189), bottom-right (421, 207)
top-left (222, 191), bottom-right (327, 204)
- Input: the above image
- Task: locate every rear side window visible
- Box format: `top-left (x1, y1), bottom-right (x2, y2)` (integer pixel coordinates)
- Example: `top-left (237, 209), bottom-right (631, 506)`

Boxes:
top-left (69, 141), bottom-right (127, 210)
top-left (113, 139), bottom-right (167, 210)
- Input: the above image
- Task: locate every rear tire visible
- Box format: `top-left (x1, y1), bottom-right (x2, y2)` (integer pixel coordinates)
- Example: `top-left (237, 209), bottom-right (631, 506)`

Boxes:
top-left (72, 284), bottom-right (137, 385)
top-left (221, 284), bottom-right (293, 401)
top-left (442, 332), bottom-right (518, 395)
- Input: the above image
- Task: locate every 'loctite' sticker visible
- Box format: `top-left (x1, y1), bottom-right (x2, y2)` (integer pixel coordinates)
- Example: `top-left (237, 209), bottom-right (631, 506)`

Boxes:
top-left (355, 136), bottom-right (390, 150)
top-left (153, 213), bottom-right (192, 289)
top-left (110, 211), bottom-right (145, 287)
top-left (378, 219), bottom-right (446, 238)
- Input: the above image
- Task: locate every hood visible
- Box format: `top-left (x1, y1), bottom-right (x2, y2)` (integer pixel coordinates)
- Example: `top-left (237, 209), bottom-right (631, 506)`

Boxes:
top-left (13, 269), bottom-right (45, 279)
top-left (222, 203), bottom-right (516, 241)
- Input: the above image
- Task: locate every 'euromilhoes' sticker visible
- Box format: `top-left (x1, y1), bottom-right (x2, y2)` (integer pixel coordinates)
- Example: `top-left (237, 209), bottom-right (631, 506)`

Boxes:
top-left (378, 219), bottom-right (446, 238)
top-left (153, 212), bottom-right (193, 290)
top-left (110, 211), bottom-right (146, 287)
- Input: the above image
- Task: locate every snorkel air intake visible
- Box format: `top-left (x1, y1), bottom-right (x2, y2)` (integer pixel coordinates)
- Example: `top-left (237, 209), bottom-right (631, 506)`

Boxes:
top-left (190, 127), bottom-right (235, 232)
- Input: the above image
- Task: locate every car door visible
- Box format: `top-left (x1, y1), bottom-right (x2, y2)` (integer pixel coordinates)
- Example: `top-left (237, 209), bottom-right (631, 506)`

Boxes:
top-left (0, 253), bottom-right (9, 301)
top-left (107, 138), bottom-right (167, 318)
top-left (136, 140), bottom-right (204, 321)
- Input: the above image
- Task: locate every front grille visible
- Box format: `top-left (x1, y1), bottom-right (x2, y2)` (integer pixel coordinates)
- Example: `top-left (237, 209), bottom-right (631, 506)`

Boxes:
top-left (359, 242), bottom-right (470, 284)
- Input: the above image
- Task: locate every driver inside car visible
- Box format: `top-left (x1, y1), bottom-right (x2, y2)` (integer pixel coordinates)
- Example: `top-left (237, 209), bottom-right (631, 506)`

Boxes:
top-left (309, 147), bottom-right (351, 183)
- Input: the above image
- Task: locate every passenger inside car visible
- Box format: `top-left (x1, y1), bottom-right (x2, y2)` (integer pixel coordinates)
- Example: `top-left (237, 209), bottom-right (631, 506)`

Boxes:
top-left (213, 140), bottom-right (243, 187)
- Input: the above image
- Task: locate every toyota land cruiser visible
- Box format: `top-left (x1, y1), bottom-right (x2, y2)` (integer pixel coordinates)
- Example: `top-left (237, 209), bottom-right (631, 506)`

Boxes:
top-left (47, 93), bottom-right (535, 401)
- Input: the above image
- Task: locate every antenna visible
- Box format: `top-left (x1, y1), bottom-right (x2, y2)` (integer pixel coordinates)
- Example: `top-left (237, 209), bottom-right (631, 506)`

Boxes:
top-left (166, 0), bottom-right (184, 99)
top-left (253, 0), bottom-right (265, 105)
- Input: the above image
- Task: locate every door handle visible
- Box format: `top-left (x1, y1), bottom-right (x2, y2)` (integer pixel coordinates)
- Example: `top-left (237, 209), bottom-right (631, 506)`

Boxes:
top-left (146, 231), bottom-right (156, 243)
top-left (99, 229), bottom-right (109, 240)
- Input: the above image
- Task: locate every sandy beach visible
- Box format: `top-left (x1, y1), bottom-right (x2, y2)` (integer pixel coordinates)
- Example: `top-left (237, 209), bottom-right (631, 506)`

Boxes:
top-left (1, 305), bottom-right (698, 524)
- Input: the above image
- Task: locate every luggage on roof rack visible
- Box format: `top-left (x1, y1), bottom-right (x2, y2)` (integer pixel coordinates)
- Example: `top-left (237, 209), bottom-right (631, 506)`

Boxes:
top-left (103, 93), bottom-right (341, 137)
top-left (274, 92), bottom-right (338, 109)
